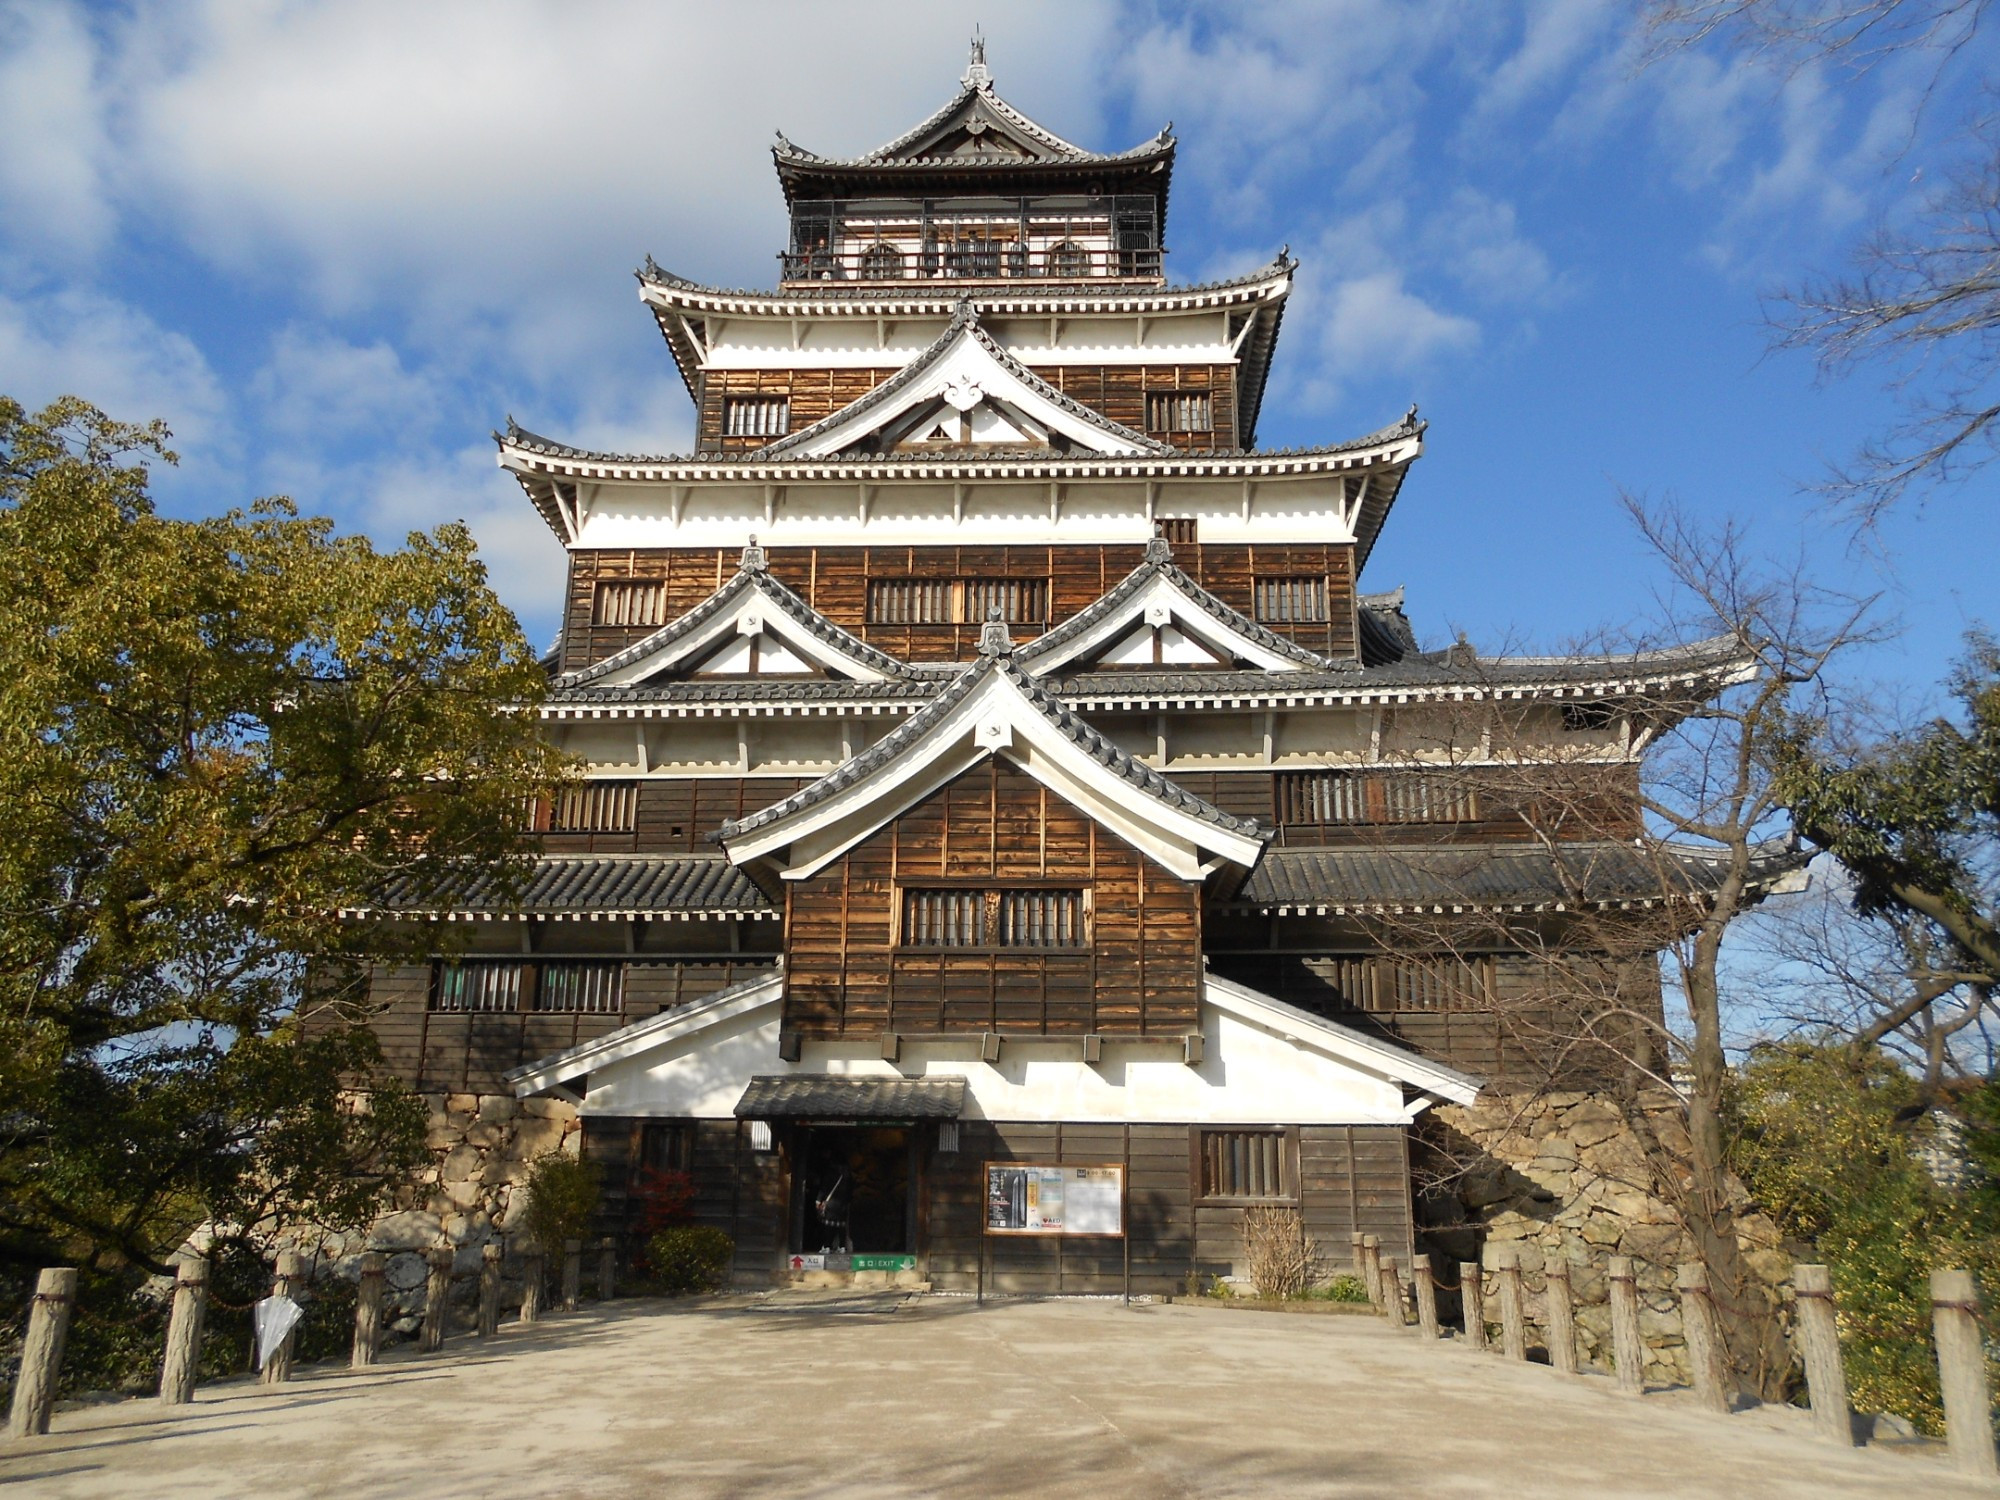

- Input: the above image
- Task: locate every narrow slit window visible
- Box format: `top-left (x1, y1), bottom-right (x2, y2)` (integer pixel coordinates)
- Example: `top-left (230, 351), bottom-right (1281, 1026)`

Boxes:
top-left (1147, 392), bottom-right (1212, 433)
top-left (1199, 1130), bottom-right (1289, 1200)
top-left (593, 579), bottom-right (666, 628)
top-left (723, 396), bottom-right (790, 438)
top-left (901, 889), bottom-right (1086, 949)
top-left (1253, 575), bottom-right (1330, 623)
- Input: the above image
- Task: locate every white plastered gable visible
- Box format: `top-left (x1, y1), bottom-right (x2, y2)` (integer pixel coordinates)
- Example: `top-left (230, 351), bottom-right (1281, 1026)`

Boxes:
top-left (569, 570), bottom-right (908, 688)
top-left (1022, 569), bottom-right (1321, 674)
top-left (507, 970), bottom-right (1477, 1123)
top-left (720, 660), bottom-right (1266, 882)
top-left (773, 318), bottom-right (1164, 459)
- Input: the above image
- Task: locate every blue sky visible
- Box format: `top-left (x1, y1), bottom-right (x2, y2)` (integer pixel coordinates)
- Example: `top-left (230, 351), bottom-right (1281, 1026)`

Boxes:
top-left (3, 1), bottom-right (1994, 696)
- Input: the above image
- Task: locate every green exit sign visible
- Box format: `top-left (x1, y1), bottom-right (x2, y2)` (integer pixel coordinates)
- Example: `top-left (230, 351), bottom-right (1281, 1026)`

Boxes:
top-left (852, 1254), bottom-right (916, 1272)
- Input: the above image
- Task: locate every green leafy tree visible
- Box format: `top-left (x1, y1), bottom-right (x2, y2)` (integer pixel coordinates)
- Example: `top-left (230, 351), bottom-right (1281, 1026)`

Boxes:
top-left (518, 1153), bottom-right (603, 1259)
top-left (1730, 1042), bottom-right (2000, 1434)
top-left (0, 394), bottom-right (565, 1277)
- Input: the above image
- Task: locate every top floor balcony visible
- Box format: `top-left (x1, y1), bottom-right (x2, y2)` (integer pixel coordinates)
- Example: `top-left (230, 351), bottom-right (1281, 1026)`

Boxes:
top-left (781, 194), bottom-right (1164, 286)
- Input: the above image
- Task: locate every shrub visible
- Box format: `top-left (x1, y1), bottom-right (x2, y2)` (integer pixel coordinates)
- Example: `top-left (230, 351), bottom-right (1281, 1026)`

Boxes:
top-left (1312, 1274), bottom-right (1371, 1304)
top-left (1243, 1205), bottom-right (1320, 1299)
top-left (631, 1167), bottom-right (697, 1237)
top-left (647, 1226), bottom-right (734, 1295)
top-left (517, 1152), bottom-right (602, 1259)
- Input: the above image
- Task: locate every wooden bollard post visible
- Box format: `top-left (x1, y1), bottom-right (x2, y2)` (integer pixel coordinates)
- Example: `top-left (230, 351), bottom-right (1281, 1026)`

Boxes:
top-left (1382, 1258), bottom-right (1407, 1328)
top-left (478, 1244), bottom-right (503, 1337)
top-left (1360, 1234), bottom-right (1381, 1309)
top-left (419, 1245), bottom-right (453, 1353)
top-left (8, 1268), bottom-right (77, 1438)
top-left (261, 1251), bottom-right (304, 1385)
top-left (1792, 1265), bottom-right (1852, 1446)
top-left (1546, 1255), bottom-right (1578, 1374)
top-left (561, 1239), bottom-right (582, 1312)
top-left (1411, 1253), bottom-right (1440, 1340)
top-left (1350, 1231), bottom-right (1367, 1287)
top-left (1461, 1261), bottom-right (1488, 1350)
top-left (1495, 1247), bottom-right (1527, 1361)
top-left (1608, 1256), bottom-right (1645, 1396)
top-left (520, 1247), bottom-right (545, 1324)
top-left (159, 1254), bottom-right (209, 1405)
top-left (352, 1252), bottom-right (385, 1368)
top-left (597, 1236), bottom-right (617, 1302)
top-left (1930, 1268), bottom-right (1999, 1478)
top-left (1675, 1262), bottom-right (1731, 1415)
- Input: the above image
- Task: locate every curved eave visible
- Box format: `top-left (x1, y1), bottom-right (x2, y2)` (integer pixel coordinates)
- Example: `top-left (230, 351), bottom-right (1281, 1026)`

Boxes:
top-left (637, 259), bottom-right (1294, 319)
top-left (497, 428), bottom-right (1420, 487)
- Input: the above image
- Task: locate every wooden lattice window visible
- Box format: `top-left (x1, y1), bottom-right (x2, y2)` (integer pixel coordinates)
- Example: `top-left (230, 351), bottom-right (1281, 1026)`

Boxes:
top-left (859, 242), bottom-right (906, 280)
top-left (901, 888), bottom-right (1086, 949)
top-left (541, 781), bottom-right (639, 833)
top-left (866, 577), bottom-right (1048, 625)
top-left (1158, 518), bottom-right (1198, 547)
top-left (429, 960), bottom-right (625, 1014)
top-left (723, 396), bottom-right (790, 438)
top-left (593, 579), bottom-right (666, 628)
top-left (1324, 956), bottom-right (1497, 1012)
top-left (1148, 392), bottom-right (1212, 432)
top-left (1253, 575), bottom-right (1330, 623)
top-left (1198, 1130), bottom-right (1291, 1200)
top-left (1276, 772), bottom-right (1477, 826)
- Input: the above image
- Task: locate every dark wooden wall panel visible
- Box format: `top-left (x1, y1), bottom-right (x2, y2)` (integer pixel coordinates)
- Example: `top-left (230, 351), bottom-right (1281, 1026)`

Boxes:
top-left (782, 760), bottom-right (1202, 1041)
top-left (560, 543), bottom-right (1359, 670)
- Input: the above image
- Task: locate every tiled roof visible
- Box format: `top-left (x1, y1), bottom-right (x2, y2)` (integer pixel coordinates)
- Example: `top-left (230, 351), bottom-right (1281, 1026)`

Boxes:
top-left (358, 856), bottom-right (776, 918)
top-left (734, 1074), bottom-right (968, 1119)
top-left (1232, 841), bottom-right (1808, 913)
top-left (637, 255), bottom-right (1293, 311)
top-left (715, 650), bottom-right (1267, 847)
top-left (749, 301), bottom-right (1169, 459)
top-left (1015, 535), bottom-right (1334, 671)
top-left (557, 549), bottom-right (919, 688)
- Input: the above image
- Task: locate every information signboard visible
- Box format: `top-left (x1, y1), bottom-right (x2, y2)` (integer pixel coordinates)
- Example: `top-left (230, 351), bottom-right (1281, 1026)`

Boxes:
top-left (984, 1163), bottom-right (1124, 1236)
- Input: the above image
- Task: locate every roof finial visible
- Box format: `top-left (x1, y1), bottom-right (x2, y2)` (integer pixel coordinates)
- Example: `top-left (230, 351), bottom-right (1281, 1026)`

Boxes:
top-left (964, 27), bottom-right (991, 89)
top-left (1145, 524), bottom-right (1173, 565)
top-left (740, 535), bottom-right (768, 573)
top-left (978, 603), bottom-right (1013, 657)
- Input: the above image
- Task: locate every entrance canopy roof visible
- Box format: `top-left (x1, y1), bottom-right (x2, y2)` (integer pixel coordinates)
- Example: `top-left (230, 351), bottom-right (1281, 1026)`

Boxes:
top-left (735, 1075), bottom-right (967, 1120)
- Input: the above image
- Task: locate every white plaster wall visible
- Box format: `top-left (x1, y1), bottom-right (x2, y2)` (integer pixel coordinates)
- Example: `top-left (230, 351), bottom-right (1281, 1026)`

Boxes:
top-left (577, 996), bottom-right (1413, 1125)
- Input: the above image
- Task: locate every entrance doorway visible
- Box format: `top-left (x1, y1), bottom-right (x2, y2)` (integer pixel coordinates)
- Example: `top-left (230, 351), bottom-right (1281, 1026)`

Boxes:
top-left (793, 1125), bottom-right (915, 1254)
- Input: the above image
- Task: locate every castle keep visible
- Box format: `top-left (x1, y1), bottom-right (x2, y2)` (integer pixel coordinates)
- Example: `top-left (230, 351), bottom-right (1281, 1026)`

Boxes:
top-left (359, 49), bottom-right (1766, 1293)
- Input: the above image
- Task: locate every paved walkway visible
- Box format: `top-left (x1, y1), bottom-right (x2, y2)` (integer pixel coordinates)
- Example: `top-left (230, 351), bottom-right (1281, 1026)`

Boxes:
top-left (1, 1294), bottom-right (1992, 1499)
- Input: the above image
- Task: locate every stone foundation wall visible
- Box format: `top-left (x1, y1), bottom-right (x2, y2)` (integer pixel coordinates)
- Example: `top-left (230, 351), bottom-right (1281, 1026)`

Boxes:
top-left (302, 1091), bottom-right (582, 1333)
top-left (1427, 1090), bottom-right (1795, 1387)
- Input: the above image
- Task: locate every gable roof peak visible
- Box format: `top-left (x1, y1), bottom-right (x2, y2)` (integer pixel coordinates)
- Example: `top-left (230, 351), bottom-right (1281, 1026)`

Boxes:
top-left (739, 534), bottom-right (769, 573)
top-left (978, 608), bottom-right (1014, 658)
top-left (963, 28), bottom-right (991, 91)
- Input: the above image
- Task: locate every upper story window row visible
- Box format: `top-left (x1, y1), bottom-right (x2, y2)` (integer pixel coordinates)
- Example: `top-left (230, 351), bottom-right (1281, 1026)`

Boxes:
top-left (783, 195), bottom-right (1162, 284)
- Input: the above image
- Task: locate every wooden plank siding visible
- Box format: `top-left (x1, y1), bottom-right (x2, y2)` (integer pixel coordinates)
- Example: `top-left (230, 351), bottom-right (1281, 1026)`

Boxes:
top-left (559, 542), bottom-right (1359, 671)
top-left (368, 958), bottom-right (777, 1095)
top-left (694, 364), bottom-right (1238, 453)
top-left (782, 759), bottom-right (1202, 1042)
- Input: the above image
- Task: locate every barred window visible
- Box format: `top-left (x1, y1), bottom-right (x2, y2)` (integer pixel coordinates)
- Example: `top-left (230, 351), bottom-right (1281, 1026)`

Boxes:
top-left (723, 396), bottom-right (790, 438)
top-left (1254, 576), bottom-right (1330, 623)
top-left (1276, 772), bottom-right (1477, 826)
top-left (430, 960), bottom-right (625, 1014)
top-left (866, 577), bottom-right (1048, 625)
top-left (1199, 1130), bottom-right (1290, 1200)
top-left (593, 579), bottom-right (666, 628)
top-left (901, 888), bottom-right (1086, 949)
top-left (1147, 392), bottom-right (1212, 432)
top-left (542, 781), bottom-right (639, 834)
top-left (1324, 956), bottom-right (1496, 1012)
top-left (1158, 517), bottom-right (1198, 547)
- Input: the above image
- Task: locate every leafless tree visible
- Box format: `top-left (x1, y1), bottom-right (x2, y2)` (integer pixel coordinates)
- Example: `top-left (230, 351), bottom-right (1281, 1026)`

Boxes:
top-left (1359, 496), bottom-right (1879, 1397)
top-left (1644, 0), bottom-right (1999, 521)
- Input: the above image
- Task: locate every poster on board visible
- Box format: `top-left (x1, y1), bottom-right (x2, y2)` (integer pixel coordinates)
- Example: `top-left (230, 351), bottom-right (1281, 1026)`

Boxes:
top-left (984, 1164), bottom-right (1123, 1236)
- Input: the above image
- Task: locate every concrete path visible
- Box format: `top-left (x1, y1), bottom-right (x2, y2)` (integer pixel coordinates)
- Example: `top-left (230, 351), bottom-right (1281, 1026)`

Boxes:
top-left (1, 1295), bottom-right (1992, 1499)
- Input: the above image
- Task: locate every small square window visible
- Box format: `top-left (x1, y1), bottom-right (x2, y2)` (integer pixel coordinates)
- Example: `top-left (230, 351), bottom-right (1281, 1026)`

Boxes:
top-left (1148, 392), bottom-right (1212, 432)
top-left (1198, 1130), bottom-right (1290, 1200)
top-left (724, 396), bottom-right (790, 438)
top-left (1253, 576), bottom-right (1330, 623)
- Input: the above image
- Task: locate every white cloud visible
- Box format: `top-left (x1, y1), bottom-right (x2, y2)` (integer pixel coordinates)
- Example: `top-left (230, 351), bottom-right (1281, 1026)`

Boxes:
top-left (1323, 271), bottom-right (1481, 373)
top-left (249, 326), bottom-right (443, 443)
top-left (0, 2), bottom-right (114, 259)
top-left (0, 287), bottom-right (227, 448)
